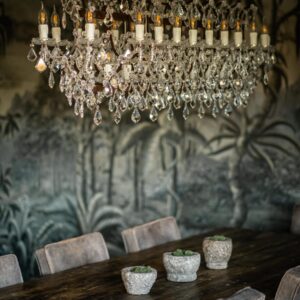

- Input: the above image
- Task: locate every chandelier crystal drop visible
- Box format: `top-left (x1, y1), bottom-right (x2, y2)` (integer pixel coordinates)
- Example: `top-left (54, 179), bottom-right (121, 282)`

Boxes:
top-left (28, 0), bottom-right (275, 125)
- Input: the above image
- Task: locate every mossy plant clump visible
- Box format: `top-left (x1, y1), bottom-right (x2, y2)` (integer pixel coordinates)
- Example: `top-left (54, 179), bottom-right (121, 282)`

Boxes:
top-left (172, 249), bottom-right (195, 257)
top-left (209, 235), bottom-right (227, 241)
top-left (130, 266), bottom-right (152, 273)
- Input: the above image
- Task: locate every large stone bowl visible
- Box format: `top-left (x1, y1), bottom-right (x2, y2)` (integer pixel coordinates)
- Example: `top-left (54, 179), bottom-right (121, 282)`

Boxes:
top-left (203, 237), bottom-right (232, 270)
top-left (163, 252), bottom-right (201, 282)
top-left (121, 266), bottom-right (157, 295)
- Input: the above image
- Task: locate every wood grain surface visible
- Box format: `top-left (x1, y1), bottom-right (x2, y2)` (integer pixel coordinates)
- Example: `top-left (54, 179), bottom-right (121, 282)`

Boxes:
top-left (0, 228), bottom-right (299, 300)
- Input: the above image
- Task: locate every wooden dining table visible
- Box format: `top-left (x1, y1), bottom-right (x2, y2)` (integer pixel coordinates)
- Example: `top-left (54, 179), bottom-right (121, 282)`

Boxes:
top-left (0, 228), bottom-right (299, 300)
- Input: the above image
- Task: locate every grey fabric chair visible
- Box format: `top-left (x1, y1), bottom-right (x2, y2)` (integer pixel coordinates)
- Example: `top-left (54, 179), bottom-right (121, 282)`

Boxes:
top-left (291, 205), bottom-right (300, 235)
top-left (122, 216), bottom-right (181, 253)
top-left (35, 248), bottom-right (51, 276)
top-left (220, 287), bottom-right (265, 300)
top-left (43, 232), bottom-right (109, 274)
top-left (0, 254), bottom-right (23, 289)
top-left (275, 265), bottom-right (300, 300)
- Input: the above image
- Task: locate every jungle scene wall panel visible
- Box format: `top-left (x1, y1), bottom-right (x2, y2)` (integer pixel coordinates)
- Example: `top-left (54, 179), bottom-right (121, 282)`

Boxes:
top-left (0, 0), bottom-right (300, 279)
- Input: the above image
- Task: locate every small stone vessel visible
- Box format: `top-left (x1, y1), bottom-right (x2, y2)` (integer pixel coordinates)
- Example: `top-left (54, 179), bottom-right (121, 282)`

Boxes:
top-left (163, 250), bottom-right (201, 282)
top-left (121, 266), bottom-right (157, 295)
top-left (203, 235), bottom-right (232, 270)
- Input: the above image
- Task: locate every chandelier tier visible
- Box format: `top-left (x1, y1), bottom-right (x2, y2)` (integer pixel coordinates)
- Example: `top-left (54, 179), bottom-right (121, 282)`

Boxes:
top-left (28, 0), bottom-right (275, 125)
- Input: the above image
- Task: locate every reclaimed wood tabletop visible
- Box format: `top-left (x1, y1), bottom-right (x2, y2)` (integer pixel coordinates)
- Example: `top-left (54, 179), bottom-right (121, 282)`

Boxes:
top-left (0, 228), bottom-right (299, 300)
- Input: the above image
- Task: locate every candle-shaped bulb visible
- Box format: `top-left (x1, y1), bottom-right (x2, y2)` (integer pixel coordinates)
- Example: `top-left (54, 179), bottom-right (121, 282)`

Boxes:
top-left (136, 11), bottom-right (144, 24)
top-left (174, 16), bottom-right (182, 28)
top-left (130, 22), bottom-right (135, 32)
top-left (154, 15), bottom-right (162, 27)
top-left (112, 20), bottom-right (119, 30)
top-left (261, 24), bottom-right (269, 34)
top-left (85, 7), bottom-right (94, 24)
top-left (38, 2), bottom-right (48, 25)
top-left (189, 17), bottom-right (197, 29)
top-left (250, 21), bottom-right (256, 32)
top-left (235, 20), bottom-right (242, 32)
top-left (221, 20), bottom-right (228, 31)
top-left (51, 5), bottom-right (60, 27)
top-left (206, 19), bottom-right (212, 30)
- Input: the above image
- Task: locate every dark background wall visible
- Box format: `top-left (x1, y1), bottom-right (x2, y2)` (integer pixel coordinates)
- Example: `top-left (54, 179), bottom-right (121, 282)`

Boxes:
top-left (0, 0), bottom-right (299, 280)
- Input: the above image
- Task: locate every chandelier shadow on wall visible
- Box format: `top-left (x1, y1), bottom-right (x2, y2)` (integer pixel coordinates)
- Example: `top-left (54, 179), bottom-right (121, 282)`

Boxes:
top-left (27, 0), bottom-right (276, 126)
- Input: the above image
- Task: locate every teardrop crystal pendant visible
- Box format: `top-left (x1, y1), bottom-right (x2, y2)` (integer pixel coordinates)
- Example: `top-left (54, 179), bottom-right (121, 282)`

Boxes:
top-left (114, 109), bottom-right (121, 124)
top-left (48, 72), bottom-right (55, 89)
top-left (149, 106), bottom-right (158, 122)
top-left (167, 105), bottom-right (174, 121)
top-left (62, 11), bottom-right (67, 29)
top-left (27, 47), bottom-right (37, 62)
top-left (131, 108), bottom-right (141, 124)
top-left (74, 101), bottom-right (80, 116)
top-left (94, 107), bottom-right (103, 126)
top-left (198, 102), bottom-right (205, 119)
top-left (35, 58), bottom-right (47, 73)
top-left (183, 103), bottom-right (190, 120)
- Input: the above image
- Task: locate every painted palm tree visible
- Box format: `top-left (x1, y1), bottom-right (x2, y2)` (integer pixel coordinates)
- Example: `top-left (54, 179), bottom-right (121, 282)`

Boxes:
top-left (118, 113), bottom-right (206, 214)
top-left (207, 0), bottom-right (300, 227)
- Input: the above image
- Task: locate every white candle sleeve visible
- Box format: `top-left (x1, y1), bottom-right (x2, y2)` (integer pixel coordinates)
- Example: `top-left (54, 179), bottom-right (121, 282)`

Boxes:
top-left (135, 24), bottom-right (145, 42)
top-left (173, 27), bottom-right (181, 43)
top-left (85, 23), bottom-right (95, 41)
top-left (122, 64), bottom-right (132, 81)
top-left (250, 32), bottom-right (258, 47)
top-left (39, 24), bottom-right (49, 41)
top-left (205, 30), bottom-right (214, 46)
top-left (189, 29), bottom-right (197, 46)
top-left (220, 31), bottom-right (229, 46)
top-left (154, 26), bottom-right (164, 44)
top-left (234, 31), bottom-right (243, 47)
top-left (52, 27), bottom-right (61, 43)
top-left (112, 29), bottom-right (119, 44)
top-left (261, 33), bottom-right (270, 48)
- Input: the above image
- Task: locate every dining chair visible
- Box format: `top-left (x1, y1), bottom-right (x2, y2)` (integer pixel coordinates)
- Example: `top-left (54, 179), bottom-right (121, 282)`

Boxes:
top-left (221, 287), bottom-right (265, 300)
top-left (291, 205), bottom-right (300, 235)
top-left (121, 216), bottom-right (181, 253)
top-left (35, 248), bottom-right (51, 276)
top-left (0, 254), bottom-right (23, 289)
top-left (275, 265), bottom-right (300, 300)
top-left (43, 232), bottom-right (110, 274)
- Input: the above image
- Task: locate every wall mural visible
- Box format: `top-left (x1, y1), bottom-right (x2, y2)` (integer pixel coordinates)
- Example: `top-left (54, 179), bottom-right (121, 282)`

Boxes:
top-left (0, 0), bottom-right (300, 280)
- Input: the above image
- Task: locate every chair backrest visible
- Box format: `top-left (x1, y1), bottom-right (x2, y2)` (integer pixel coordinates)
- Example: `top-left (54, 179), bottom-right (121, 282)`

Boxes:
top-left (121, 216), bottom-right (181, 253)
top-left (291, 205), bottom-right (300, 235)
top-left (0, 254), bottom-right (23, 289)
top-left (275, 266), bottom-right (300, 300)
top-left (221, 287), bottom-right (265, 300)
top-left (44, 232), bottom-right (110, 274)
top-left (35, 248), bottom-right (51, 276)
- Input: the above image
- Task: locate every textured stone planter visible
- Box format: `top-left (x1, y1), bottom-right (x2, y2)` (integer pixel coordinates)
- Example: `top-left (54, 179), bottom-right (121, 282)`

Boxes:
top-left (163, 252), bottom-right (201, 282)
top-left (121, 267), bottom-right (157, 295)
top-left (203, 236), bottom-right (232, 270)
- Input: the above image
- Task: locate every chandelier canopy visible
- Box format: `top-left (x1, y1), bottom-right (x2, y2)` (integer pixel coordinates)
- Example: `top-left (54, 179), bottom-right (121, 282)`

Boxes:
top-left (28, 0), bottom-right (275, 125)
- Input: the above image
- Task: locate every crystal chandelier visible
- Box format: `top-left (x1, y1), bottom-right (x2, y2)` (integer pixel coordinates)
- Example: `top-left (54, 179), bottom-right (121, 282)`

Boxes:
top-left (27, 0), bottom-right (275, 125)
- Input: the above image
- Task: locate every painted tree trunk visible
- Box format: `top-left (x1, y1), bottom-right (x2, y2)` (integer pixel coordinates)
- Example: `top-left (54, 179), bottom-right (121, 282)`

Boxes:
top-left (133, 145), bottom-right (140, 212)
top-left (107, 140), bottom-right (116, 205)
top-left (90, 134), bottom-right (96, 195)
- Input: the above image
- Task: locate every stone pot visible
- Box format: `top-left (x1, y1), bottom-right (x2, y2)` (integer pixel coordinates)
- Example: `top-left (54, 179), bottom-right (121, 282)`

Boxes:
top-left (121, 266), bottom-right (157, 295)
top-left (203, 236), bottom-right (232, 270)
top-left (163, 252), bottom-right (201, 282)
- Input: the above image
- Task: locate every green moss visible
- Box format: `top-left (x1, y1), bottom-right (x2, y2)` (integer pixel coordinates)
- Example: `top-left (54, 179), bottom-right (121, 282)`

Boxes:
top-left (172, 249), bottom-right (195, 256)
top-left (209, 235), bottom-right (227, 241)
top-left (131, 266), bottom-right (152, 273)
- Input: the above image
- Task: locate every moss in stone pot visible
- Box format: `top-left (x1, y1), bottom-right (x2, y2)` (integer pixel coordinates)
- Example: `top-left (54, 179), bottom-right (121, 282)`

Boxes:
top-left (121, 266), bottom-right (157, 295)
top-left (163, 249), bottom-right (201, 282)
top-left (203, 235), bottom-right (233, 270)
